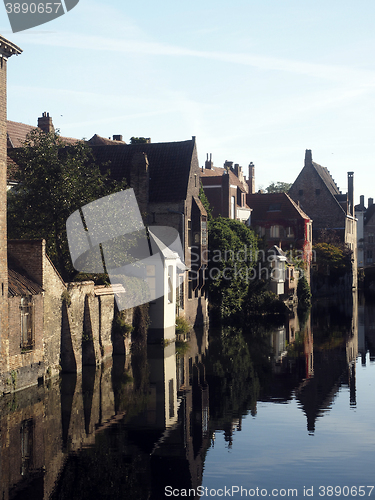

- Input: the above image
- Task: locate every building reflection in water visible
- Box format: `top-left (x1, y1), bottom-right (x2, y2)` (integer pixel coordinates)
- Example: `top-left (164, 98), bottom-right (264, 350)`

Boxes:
top-left (0, 326), bottom-right (210, 500)
top-left (0, 291), bottom-right (370, 497)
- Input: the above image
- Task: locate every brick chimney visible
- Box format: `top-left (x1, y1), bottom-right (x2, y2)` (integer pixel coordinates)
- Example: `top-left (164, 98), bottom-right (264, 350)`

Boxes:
top-left (38, 112), bottom-right (54, 133)
top-left (348, 172), bottom-right (354, 216)
top-left (369, 198), bottom-right (374, 207)
top-left (112, 135), bottom-right (123, 142)
top-left (248, 162), bottom-right (255, 194)
top-left (305, 149), bottom-right (312, 166)
top-left (205, 153), bottom-right (213, 170)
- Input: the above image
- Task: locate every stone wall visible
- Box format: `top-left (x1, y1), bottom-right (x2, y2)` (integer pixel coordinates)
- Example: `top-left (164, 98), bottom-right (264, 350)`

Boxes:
top-left (60, 281), bottom-right (132, 374)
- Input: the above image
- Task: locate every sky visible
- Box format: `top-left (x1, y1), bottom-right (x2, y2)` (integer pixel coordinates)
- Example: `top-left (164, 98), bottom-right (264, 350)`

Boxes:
top-left (1, 0), bottom-right (375, 206)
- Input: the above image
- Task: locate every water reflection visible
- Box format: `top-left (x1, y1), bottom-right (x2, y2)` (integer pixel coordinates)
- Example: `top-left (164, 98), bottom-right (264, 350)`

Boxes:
top-left (2, 292), bottom-right (375, 498)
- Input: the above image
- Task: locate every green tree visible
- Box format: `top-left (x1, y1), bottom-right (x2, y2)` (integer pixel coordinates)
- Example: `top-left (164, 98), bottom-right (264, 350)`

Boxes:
top-left (207, 217), bottom-right (258, 319)
top-left (7, 129), bottom-right (127, 281)
top-left (266, 181), bottom-right (292, 193)
top-left (129, 137), bottom-right (149, 144)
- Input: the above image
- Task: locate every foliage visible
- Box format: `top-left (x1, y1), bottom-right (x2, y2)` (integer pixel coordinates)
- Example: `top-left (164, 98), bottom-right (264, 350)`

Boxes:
top-left (297, 275), bottom-right (312, 310)
top-left (207, 217), bottom-right (258, 319)
top-left (313, 241), bottom-right (352, 281)
top-left (205, 327), bottom-right (260, 422)
top-left (7, 129), bottom-right (127, 281)
top-left (113, 312), bottom-right (134, 338)
top-left (129, 136), bottom-right (149, 144)
top-left (245, 279), bottom-right (288, 317)
top-left (175, 316), bottom-right (190, 336)
top-left (266, 181), bottom-right (292, 193)
top-left (199, 183), bottom-right (212, 220)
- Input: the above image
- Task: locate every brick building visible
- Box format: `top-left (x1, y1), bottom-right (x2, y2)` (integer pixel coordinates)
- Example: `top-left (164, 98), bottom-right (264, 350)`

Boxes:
top-left (200, 155), bottom-right (252, 223)
top-left (363, 199), bottom-right (375, 266)
top-left (0, 35), bottom-right (22, 376)
top-left (248, 191), bottom-right (313, 283)
top-left (89, 137), bottom-right (208, 326)
top-left (289, 150), bottom-right (357, 252)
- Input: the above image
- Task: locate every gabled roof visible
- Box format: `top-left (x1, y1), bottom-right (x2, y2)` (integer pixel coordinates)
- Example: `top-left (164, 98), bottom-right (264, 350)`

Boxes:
top-left (201, 166), bottom-right (247, 191)
top-left (7, 119), bottom-right (79, 148)
top-left (8, 254), bottom-right (44, 297)
top-left (249, 192), bottom-right (311, 223)
top-left (311, 161), bottom-right (341, 197)
top-left (90, 138), bottom-right (197, 203)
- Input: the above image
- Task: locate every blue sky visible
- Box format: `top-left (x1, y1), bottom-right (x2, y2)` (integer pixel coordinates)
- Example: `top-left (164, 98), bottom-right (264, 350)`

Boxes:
top-left (1, 0), bottom-right (375, 205)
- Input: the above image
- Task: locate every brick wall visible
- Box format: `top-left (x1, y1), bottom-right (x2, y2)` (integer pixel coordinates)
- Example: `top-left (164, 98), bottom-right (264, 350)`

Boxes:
top-left (289, 164), bottom-right (346, 233)
top-left (0, 53), bottom-right (9, 374)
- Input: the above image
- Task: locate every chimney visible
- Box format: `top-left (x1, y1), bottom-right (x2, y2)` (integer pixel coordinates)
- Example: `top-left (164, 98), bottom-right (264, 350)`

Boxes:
top-left (112, 135), bottom-right (123, 142)
top-left (205, 153), bottom-right (213, 170)
top-left (248, 162), bottom-right (255, 194)
top-left (369, 198), bottom-right (374, 207)
top-left (360, 195), bottom-right (365, 208)
top-left (347, 172), bottom-right (354, 216)
top-left (305, 149), bottom-right (312, 166)
top-left (38, 112), bottom-right (54, 133)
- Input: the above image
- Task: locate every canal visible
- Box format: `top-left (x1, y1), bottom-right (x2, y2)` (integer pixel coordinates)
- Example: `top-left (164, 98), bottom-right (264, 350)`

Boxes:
top-left (1, 292), bottom-right (374, 499)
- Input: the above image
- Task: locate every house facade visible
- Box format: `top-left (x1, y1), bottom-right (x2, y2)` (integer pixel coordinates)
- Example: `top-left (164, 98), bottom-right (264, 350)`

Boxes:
top-left (363, 200), bottom-right (375, 267)
top-left (0, 35), bottom-right (22, 377)
top-left (89, 137), bottom-right (208, 327)
top-left (248, 191), bottom-right (313, 284)
top-left (289, 150), bottom-right (357, 251)
top-left (200, 155), bottom-right (252, 224)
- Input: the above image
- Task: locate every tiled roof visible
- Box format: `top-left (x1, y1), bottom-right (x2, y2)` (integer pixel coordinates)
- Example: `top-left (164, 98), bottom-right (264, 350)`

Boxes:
top-left (8, 253), bottom-right (44, 297)
top-left (201, 166), bottom-right (246, 190)
top-left (87, 134), bottom-right (126, 146)
top-left (7, 119), bottom-right (79, 148)
top-left (90, 138), bottom-right (196, 203)
top-left (249, 192), bottom-right (312, 223)
top-left (7, 155), bottom-right (18, 183)
top-left (311, 161), bottom-right (341, 197)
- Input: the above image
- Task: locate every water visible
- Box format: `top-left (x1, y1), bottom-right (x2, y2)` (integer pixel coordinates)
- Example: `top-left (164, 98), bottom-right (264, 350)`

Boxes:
top-left (1, 293), bottom-right (375, 499)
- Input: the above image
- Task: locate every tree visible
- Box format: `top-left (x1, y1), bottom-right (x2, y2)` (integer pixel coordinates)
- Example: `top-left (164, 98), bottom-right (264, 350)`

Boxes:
top-left (207, 217), bottom-right (258, 319)
top-left (7, 129), bottom-right (127, 281)
top-left (129, 137), bottom-right (149, 144)
top-left (266, 181), bottom-right (292, 193)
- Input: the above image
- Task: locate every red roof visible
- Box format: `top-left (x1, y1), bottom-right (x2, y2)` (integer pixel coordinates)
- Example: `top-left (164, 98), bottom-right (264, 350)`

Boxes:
top-left (7, 119), bottom-right (79, 148)
top-left (249, 192), bottom-right (312, 223)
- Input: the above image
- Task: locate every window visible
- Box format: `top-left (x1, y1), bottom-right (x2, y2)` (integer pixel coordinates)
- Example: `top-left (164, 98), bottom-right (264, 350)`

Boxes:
top-left (201, 219), bottom-right (207, 246)
top-left (178, 276), bottom-right (184, 309)
top-left (168, 265), bottom-right (173, 303)
top-left (20, 296), bottom-right (34, 351)
top-left (270, 225), bottom-right (280, 238)
top-left (20, 419), bottom-right (34, 476)
top-left (169, 379), bottom-right (174, 418)
top-left (368, 233), bottom-right (374, 244)
top-left (187, 219), bottom-right (192, 247)
top-left (286, 226), bottom-right (294, 238)
top-left (231, 196), bottom-right (235, 219)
